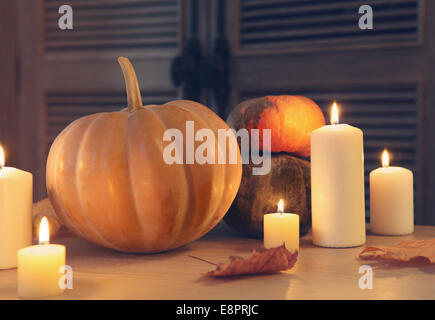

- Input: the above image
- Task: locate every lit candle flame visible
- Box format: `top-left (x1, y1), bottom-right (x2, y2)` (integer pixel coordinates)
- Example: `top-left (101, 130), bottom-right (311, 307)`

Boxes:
top-left (0, 145), bottom-right (4, 169)
top-left (278, 199), bottom-right (284, 214)
top-left (39, 216), bottom-right (50, 245)
top-left (382, 149), bottom-right (389, 168)
top-left (331, 102), bottom-right (339, 125)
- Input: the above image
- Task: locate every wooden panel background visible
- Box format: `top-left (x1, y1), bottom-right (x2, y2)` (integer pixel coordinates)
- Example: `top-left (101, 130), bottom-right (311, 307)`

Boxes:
top-left (0, 1), bottom-right (19, 167)
top-left (16, 0), bottom-right (186, 200)
top-left (225, 0), bottom-right (433, 225)
top-left (4, 0), bottom-right (435, 226)
top-left (237, 0), bottom-right (422, 53)
top-left (43, 0), bottom-right (181, 58)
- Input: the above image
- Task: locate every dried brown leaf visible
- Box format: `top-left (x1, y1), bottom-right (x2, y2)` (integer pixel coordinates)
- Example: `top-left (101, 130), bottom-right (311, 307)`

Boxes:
top-left (191, 245), bottom-right (298, 277)
top-left (359, 238), bottom-right (435, 264)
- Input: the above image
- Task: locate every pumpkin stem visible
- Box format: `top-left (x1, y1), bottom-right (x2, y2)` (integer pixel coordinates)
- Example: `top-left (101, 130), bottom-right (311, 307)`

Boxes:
top-left (118, 57), bottom-right (143, 112)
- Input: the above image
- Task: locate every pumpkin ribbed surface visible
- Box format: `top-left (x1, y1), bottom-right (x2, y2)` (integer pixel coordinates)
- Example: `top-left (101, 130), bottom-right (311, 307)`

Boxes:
top-left (46, 58), bottom-right (241, 252)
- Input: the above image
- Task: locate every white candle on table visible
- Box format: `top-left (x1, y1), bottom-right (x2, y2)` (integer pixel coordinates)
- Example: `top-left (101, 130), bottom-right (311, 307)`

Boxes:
top-left (18, 217), bottom-right (66, 299)
top-left (264, 199), bottom-right (299, 253)
top-left (370, 150), bottom-right (414, 235)
top-left (311, 102), bottom-right (366, 248)
top-left (0, 145), bottom-right (33, 269)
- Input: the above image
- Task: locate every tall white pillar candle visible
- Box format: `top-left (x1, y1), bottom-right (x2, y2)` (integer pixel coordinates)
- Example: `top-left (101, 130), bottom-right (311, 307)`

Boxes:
top-left (370, 150), bottom-right (413, 235)
top-left (311, 102), bottom-right (366, 247)
top-left (0, 146), bottom-right (33, 269)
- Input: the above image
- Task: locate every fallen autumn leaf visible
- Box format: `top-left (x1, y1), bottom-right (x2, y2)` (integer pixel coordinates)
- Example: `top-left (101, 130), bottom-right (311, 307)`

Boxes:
top-left (190, 245), bottom-right (298, 277)
top-left (359, 238), bottom-right (435, 264)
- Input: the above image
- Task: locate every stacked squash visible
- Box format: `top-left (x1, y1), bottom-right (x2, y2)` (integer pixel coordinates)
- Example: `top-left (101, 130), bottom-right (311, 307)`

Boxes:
top-left (225, 95), bottom-right (325, 236)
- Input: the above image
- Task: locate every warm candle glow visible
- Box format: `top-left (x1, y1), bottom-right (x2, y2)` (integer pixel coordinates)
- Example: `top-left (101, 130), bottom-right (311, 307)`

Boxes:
top-left (0, 145), bottom-right (4, 169)
top-left (39, 217), bottom-right (50, 245)
top-left (18, 215), bottom-right (66, 298)
top-left (382, 149), bottom-right (389, 168)
top-left (370, 150), bottom-right (414, 236)
top-left (331, 102), bottom-right (339, 125)
top-left (278, 199), bottom-right (284, 214)
top-left (264, 199), bottom-right (299, 252)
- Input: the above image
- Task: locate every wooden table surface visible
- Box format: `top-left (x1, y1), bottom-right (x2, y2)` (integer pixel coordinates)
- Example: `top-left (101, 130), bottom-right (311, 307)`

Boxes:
top-left (1, 223), bottom-right (434, 300)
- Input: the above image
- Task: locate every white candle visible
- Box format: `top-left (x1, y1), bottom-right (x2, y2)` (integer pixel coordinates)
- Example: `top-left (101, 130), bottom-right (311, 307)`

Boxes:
top-left (0, 146), bottom-right (33, 269)
top-left (18, 217), bottom-right (66, 299)
top-left (370, 150), bottom-right (414, 235)
top-left (311, 102), bottom-right (366, 247)
top-left (264, 199), bottom-right (299, 253)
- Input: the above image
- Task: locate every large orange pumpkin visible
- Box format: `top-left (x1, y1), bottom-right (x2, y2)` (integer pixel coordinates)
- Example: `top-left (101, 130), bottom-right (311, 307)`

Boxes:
top-left (227, 96), bottom-right (325, 157)
top-left (46, 57), bottom-right (242, 253)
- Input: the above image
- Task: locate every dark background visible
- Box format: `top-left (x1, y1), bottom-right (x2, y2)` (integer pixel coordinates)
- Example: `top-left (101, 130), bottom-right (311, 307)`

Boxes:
top-left (0, 0), bottom-right (433, 225)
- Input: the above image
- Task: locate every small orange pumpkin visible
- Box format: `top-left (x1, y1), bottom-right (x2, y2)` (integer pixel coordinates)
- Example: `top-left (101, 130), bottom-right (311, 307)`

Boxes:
top-left (227, 96), bottom-right (325, 157)
top-left (46, 57), bottom-right (242, 253)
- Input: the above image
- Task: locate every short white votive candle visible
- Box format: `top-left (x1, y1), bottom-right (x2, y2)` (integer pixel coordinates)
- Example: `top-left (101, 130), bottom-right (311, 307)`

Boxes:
top-left (370, 150), bottom-right (414, 235)
top-left (17, 217), bottom-right (66, 299)
top-left (264, 199), bottom-right (299, 253)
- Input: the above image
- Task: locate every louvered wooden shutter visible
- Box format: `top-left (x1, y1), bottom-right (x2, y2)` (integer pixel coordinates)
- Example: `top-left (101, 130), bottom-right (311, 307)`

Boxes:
top-left (43, 0), bottom-right (182, 147)
top-left (238, 0), bottom-right (421, 53)
top-left (18, 0), bottom-right (185, 198)
top-left (226, 0), bottom-right (428, 223)
top-left (44, 0), bottom-right (180, 55)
